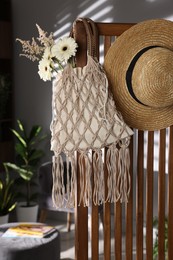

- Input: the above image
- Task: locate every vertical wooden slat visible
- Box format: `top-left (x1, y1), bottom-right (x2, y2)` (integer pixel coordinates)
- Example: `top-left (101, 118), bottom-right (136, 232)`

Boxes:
top-left (115, 201), bottom-right (122, 260)
top-left (146, 131), bottom-right (154, 259)
top-left (74, 21), bottom-right (88, 260)
top-left (104, 35), bottom-right (112, 56)
top-left (168, 126), bottom-right (173, 260)
top-left (90, 24), bottom-right (101, 260)
top-left (136, 130), bottom-right (144, 260)
top-left (103, 36), bottom-right (112, 260)
top-left (104, 148), bottom-right (111, 260)
top-left (91, 203), bottom-right (99, 260)
top-left (125, 134), bottom-right (134, 260)
top-left (75, 158), bottom-right (88, 260)
top-left (158, 129), bottom-right (166, 260)
top-left (91, 152), bottom-right (99, 260)
top-left (104, 203), bottom-right (111, 260)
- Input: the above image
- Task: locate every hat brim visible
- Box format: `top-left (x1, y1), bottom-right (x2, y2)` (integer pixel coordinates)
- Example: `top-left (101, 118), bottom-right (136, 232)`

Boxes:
top-left (104, 19), bottom-right (173, 131)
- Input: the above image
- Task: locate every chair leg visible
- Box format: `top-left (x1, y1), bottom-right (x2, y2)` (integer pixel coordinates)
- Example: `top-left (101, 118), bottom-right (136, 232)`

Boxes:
top-left (67, 212), bottom-right (72, 232)
top-left (39, 209), bottom-right (48, 223)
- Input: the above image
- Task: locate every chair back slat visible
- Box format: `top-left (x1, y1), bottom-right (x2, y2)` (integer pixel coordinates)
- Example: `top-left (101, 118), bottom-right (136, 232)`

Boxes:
top-left (91, 202), bottom-right (99, 260)
top-left (103, 202), bottom-right (111, 260)
top-left (103, 149), bottom-right (111, 260)
top-left (114, 201), bottom-right (123, 260)
top-left (74, 21), bottom-right (88, 260)
top-left (168, 126), bottom-right (173, 260)
top-left (136, 130), bottom-right (144, 260)
top-left (158, 128), bottom-right (166, 260)
top-left (75, 153), bottom-right (88, 260)
top-left (146, 131), bottom-right (154, 259)
top-left (125, 138), bottom-right (134, 260)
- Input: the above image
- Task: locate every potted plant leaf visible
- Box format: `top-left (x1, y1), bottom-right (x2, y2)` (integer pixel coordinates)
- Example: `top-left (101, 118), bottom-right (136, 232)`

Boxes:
top-left (153, 216), bottom-right (168, 260)
top-left (5, 119), bottom-right (47, 222)
top-left (0, 163), bottom-right (17, 224)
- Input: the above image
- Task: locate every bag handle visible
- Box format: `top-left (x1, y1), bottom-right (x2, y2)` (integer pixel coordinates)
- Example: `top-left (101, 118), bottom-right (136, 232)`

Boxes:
top-left (72, 17), bottom-right (99, 59)
top-left (80, 18), bottom-right (99, 58)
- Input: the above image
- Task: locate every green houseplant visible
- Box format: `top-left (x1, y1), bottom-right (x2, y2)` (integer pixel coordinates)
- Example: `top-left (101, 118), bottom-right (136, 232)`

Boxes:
top-left (0, 164), bottom-right (17, 223)
top-left (153, 217), bottom-right (168, 260)
top-left (5, 120), bottom-right (47, 221)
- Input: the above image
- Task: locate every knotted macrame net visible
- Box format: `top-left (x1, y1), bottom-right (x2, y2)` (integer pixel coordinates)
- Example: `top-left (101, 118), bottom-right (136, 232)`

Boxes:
top-left (50, 18), bottom-right (134, 208)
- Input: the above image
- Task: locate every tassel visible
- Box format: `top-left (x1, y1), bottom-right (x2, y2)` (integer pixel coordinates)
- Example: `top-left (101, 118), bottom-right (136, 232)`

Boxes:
top-left (118, 138), bottom-right (131, 202)
top-left (52, 155), bottom-right (65, 208)
top-left (52, 153), bottom-right (76, 208)
top-left (65, 154), bottom-right (76, 208)
top-left (93, 149), bottom-right (105, 205)
top-left (106, 144), bottom-right (120, 203)
top-left (78, 152), bottom-right (92, 207)
top-left (52, 139), bottom-right (131, 208)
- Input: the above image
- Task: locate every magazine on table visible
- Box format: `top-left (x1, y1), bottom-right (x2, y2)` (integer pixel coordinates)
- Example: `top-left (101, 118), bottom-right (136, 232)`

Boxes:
top-left (2, 223), bottom-right (57, 238)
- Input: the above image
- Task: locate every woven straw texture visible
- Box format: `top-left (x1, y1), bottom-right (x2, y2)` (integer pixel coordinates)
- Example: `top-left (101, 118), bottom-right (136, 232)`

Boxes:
top-left (104, 19), bottom-right (173, 131)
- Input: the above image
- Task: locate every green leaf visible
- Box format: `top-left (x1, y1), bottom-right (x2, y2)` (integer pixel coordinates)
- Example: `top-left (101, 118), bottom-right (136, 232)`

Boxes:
top-left (0, 180), bottom-right (3, 190)
top-left (11, 129), bottom-right (27, 147)
top-left (8, 203), bottom-right (16, 212)
top-left (30, 135), bottom-right (47, 147)
top-left (29, 125), bottom-right (42, 141)
top-left (29, 149), bottom-right (44, 162)
top-left (15, 142), bottom-right (26, 158)
top-left (17, 119), bottom-right (24, 132)
top-left (4, 163), bottom-right (33, 181)
top-left (0, 165), bottom-right (17, 215)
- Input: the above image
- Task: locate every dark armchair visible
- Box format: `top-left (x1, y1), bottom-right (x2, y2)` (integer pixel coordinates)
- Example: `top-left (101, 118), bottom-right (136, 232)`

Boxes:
top-left (38, 160), bottom-right (74, 232)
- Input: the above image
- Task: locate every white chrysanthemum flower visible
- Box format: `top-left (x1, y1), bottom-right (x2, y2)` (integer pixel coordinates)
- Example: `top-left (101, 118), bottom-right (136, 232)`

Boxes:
top-left (38, 58), bottom-right (52, 81)
top-left (51, 37), bottom-right (78, 62)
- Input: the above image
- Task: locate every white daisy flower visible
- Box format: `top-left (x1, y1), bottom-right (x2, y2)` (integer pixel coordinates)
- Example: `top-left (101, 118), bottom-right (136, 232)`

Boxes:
top-left (51, 37), bottom-right (78, 62)
top-left (38, 57), bottom-right (52, 81)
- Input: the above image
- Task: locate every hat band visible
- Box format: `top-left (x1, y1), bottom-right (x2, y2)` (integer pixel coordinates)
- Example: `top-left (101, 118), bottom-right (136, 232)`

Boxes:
top-left (126, 46), bottom-right (158, 106)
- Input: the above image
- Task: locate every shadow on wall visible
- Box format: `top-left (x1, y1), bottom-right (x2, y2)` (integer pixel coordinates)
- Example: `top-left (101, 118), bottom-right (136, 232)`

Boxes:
top-left (52, 0), bottom-right (173, 39)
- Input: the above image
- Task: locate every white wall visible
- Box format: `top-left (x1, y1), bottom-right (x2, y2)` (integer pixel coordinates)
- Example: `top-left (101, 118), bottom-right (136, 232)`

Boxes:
top-left (11, 0), bottom-right (173, 160)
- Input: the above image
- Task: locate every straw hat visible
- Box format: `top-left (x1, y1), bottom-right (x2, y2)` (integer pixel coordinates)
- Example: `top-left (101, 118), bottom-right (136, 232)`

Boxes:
top-left (104, 19), bottom-right (173, 130)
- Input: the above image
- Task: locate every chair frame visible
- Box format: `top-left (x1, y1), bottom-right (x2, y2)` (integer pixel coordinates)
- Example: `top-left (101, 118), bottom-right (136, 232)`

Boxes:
top-left (73, 20), bottom-right (173, 260)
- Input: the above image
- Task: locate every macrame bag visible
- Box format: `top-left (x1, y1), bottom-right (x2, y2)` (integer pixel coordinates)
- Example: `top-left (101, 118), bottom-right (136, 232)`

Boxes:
top-left (50, 18), bottom-right (134, 208)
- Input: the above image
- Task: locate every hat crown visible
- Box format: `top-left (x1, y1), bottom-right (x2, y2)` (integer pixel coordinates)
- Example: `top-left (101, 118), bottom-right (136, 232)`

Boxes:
top-left (104, 19), bottom-right (173, 130)
top-left (132, 47), bottom-right (173, 108)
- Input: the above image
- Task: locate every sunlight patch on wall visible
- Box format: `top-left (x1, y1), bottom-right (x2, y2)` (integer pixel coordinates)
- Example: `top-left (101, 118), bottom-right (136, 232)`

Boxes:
top-left (78, 0), bottom-right (108, 17)
top-left (144, 130), bottom-right (169, 174)
top-left (53, 0), bottom-right (114, 40)
top-left (164, 15), bottom-right (173, 21)
top-left (53, 22), bottom-right (71, 38)
top-left (78, 0), bottom-right (93, 9)
top-left (57, 14), bottom-right (71, 24)
top-left (145, 0), bottom-right (157, 2)
top-left (90, 6), bottom-right (114, 21)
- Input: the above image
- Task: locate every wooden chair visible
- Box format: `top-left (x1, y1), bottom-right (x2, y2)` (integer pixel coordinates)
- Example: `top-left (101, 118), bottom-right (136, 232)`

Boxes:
top-left (73, 20), bottom-right (173, 260)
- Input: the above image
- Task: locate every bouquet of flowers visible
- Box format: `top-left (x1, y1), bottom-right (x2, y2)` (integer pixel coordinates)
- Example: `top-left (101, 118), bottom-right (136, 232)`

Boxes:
top-left (16, 24), bottom-right (78, 82)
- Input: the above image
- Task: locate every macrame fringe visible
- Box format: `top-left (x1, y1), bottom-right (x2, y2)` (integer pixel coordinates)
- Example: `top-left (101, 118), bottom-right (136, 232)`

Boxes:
top-left (52, 139), bottom-right (131, 208)
top-left (52, 154), bottom-right (76, 208)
